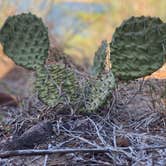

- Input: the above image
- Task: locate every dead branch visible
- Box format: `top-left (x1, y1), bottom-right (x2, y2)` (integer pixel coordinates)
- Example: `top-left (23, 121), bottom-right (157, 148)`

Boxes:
top-left (0, 148), bottom-right (110, 158)
top-left (1, 144), bottom-right (166, 159)
top-left (136, 145), bottom-right (166, 151)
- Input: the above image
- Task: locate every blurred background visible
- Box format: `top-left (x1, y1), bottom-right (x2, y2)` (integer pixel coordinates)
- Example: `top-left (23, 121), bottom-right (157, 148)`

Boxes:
top-left (0, 0), bottom-right (166, 79)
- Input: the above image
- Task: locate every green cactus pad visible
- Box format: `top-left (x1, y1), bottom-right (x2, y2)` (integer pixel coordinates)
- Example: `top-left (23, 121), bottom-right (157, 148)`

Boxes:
top-left (85, 70), bottom-right (115, 111)
top-left (35, 64), bottom-right (81, 107)
top-left (110, 16), bottom-right (165, 80)
top-left (0, 13), bottom-right (49, 69)
top-left (91, 40), bottom-right (108, 77)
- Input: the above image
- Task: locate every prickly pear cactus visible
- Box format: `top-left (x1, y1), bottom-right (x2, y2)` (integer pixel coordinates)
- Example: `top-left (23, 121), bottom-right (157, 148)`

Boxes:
top-left (91, 40), bottom-right (109, 77)
top-left (110, 16), bottom-right (165, 80)
top-left (35, 64), bottom-right (81, 107)
top-left (85, 70), bottom-right (115, 111)
top-left (0, 13), bottom-right (49, 69)
top-left (0, 12), bottom-right (116, 112)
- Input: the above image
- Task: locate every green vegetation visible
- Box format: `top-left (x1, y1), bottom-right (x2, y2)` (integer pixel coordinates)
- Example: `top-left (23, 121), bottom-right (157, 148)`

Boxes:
top-left (85, 70), bottom-right (115, 111)
top-left (0, 13), bottom-right (115, 112)
top-left (91, 40), bottom-right (108, 77)
top-left (0, 13), bottom-right (49, 70)
top-left (110, 16), bottom-right (166, 80)
top-left (0, 13), bottom-right (165, 112)
top-left (35, 64), bottom-right (81, 107)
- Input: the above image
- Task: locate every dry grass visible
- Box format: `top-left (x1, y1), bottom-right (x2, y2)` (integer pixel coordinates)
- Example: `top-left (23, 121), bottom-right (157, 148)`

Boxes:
top-left (0, 71), bottom-right (166, 165)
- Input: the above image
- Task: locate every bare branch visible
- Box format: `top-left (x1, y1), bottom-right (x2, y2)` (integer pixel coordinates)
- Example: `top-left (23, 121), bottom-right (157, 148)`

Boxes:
top-left (0, 148), bottom-right (109, 159)
top-left (3, 144), bottom-right (165, 159)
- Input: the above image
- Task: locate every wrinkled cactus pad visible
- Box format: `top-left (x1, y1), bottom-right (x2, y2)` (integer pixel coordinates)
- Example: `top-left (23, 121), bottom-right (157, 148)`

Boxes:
top-left (0, 13), bottom-right (49, 69)
top-left (85, 70), bottom-right (115, 111)
top-left (35, 64), bottom-right (81, 107)
top-left (110, 16), bottom-right (166, 80)
top-left (91, 40), bottom-right (108, 77)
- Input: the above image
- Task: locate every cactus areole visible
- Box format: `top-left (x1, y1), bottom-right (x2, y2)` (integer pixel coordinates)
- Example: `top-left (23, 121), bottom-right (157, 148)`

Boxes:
top-left (110, 16), bottom-right (166, 80)
top-left (0, 13), bottom-right (49, 70)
